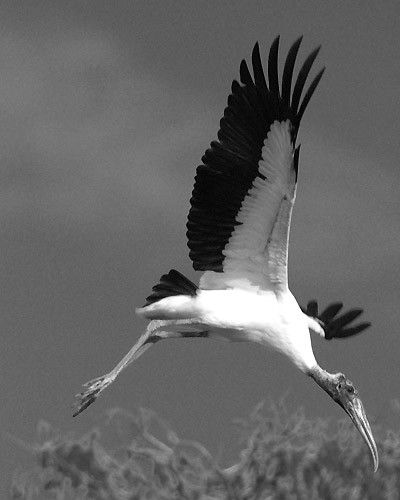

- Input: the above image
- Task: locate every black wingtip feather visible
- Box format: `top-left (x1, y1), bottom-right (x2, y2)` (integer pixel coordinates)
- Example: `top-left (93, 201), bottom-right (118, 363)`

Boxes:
top-left (240, 59), bottom-right (253, 86)
top-left (268, 36), bottom-right (281, 111)
top-left (251, 42), bottom-right (271, 116)
top-left (305, 299), bottom-right (318, 318)
top-left (319, 302), bottom-right (344, 322)
top-left (268, 37), bottom-right (280, 89)
top-left (333, 322), bottom-right (372, 339)
top-left (304, 300), bottom-right (372, 340)
top-left (251, 42), bottom-right (267, 90)
top-left (291, 45), bottom-right (322, 116)
top-left (297, 66), bottom-right (325, 124)
top-left (281, 36), bottom-right (303, 108)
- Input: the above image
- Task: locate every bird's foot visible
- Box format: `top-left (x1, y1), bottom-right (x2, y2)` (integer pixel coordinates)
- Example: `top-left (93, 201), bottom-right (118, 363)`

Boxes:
top-left (73, 374), bottom-right (113, 417)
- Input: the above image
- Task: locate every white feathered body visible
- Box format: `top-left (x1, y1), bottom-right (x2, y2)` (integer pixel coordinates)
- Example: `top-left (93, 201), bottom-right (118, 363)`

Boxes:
top-left (137, 287), bottom-right (317, 372)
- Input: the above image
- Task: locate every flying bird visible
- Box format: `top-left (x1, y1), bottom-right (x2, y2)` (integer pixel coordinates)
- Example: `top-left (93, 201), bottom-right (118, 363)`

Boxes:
top-left (73, 37), bottom-right (378, 471)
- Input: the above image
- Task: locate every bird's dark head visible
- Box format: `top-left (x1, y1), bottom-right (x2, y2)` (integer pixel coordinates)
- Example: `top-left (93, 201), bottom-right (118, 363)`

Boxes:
top-left (309, 368), bottom-right (378, 472)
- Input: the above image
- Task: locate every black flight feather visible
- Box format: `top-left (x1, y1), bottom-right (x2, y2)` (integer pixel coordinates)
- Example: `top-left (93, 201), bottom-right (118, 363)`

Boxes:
top-left (281, 36), bottom-right (303, 109)
top-left (302, 300), bottom-right (372, 340)
top-left (297, 67), bottom-right (325, 125)
top-left (268, 36), bottom-right (281, 109)
top-left (291, 46), bottom-right (322, 120)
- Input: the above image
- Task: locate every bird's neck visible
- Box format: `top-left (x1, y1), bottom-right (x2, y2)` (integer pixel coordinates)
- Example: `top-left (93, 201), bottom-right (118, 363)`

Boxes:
top-left (307, 365), bottom-right (336, 397)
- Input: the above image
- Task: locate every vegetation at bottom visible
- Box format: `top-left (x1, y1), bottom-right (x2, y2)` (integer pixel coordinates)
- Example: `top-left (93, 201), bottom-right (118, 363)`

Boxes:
top-left (9, 401), bottom-right (400, 500)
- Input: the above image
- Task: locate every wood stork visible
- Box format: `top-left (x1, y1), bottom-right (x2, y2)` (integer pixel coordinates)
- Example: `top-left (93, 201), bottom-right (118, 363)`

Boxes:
top-left (73, 37), bottom-right (378, 471)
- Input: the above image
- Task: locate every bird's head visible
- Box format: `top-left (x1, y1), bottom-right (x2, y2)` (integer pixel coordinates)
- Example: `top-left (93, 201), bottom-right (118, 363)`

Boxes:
top-left (309, 368), bottom-right (378, 471)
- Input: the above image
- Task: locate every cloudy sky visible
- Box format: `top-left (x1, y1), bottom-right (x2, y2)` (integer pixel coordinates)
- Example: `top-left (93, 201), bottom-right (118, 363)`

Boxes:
top-left (1, 0), bottom-right (400, 492)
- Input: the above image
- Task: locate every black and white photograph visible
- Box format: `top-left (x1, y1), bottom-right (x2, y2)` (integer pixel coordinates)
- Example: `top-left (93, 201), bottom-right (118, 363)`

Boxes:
top-left (1, 1), bottom-right (399, 497)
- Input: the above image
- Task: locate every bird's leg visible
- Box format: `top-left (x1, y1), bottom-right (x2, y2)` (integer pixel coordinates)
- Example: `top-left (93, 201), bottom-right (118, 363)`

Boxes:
top-left (73, 323), bottom-right (155, 417)
top-left (73, 318), bottom-right (204, 417)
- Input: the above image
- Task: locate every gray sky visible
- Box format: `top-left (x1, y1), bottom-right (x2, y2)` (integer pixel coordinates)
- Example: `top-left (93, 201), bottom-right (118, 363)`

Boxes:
top-left (1, 0), bottom-right (400, 492)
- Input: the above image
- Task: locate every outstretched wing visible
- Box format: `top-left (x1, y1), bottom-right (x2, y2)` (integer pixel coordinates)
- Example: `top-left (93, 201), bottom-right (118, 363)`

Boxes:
top-left (303, 300), bottom-right (372, 340)
top-left (187, 37), bottom-right (324, 290)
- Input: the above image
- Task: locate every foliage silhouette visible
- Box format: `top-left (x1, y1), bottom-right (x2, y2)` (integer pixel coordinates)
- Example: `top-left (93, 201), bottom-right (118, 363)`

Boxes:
top-left (10, 402), bottom-right (400, 499)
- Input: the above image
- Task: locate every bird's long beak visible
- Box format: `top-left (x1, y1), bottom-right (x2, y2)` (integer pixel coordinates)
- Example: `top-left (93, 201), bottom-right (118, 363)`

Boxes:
top-left (340, 396), bottom-right (379, 472)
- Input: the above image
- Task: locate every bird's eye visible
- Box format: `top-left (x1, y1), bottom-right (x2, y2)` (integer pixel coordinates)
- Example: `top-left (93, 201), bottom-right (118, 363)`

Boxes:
top-left (347, 386), bottom-right (354, 394)
top-left (337, 383), bottom-right (342, 390)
